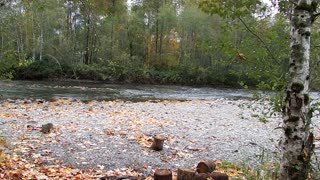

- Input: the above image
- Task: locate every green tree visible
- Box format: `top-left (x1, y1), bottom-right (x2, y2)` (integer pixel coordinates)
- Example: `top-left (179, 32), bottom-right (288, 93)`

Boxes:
top-left (200, 0), bottom-right (320, 179)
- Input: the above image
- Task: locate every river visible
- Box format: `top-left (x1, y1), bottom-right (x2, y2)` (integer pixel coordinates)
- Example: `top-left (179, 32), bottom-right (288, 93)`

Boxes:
top-left (0, 80), bottom-right (254, 101)
top-left (1, 80), bottom-right (320, 102)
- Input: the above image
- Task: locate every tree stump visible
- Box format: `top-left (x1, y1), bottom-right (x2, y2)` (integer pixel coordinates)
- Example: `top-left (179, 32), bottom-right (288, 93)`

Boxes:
top-left (196, 161), bottom-right (216, 173)
top-left (194, 173), bottom-right (211, 180)
top-left (210, 172), bottom-right (229, 180)
top-left (177, 168), bottom-right (196, 180)
top-left (99, 176), bottom-right (144, 180)
top-left (151, 135), bottom-right (165, 151)
top-left (154, 169), bottom-right (172, 180)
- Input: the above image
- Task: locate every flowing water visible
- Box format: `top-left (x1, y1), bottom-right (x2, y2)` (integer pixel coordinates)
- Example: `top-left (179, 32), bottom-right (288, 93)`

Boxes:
top-left (0, 80), bottom-right (254, 101)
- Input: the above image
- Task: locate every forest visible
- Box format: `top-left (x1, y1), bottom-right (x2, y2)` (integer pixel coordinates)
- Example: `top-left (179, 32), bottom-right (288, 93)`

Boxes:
top-left (0, 0), bottom-right (319, 90)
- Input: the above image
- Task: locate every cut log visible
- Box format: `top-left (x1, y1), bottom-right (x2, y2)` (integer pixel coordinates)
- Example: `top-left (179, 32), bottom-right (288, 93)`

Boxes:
top-left (194, 173), bottom-right (212, 180)
top-left (154, 169), bottom-right (172, 180)
top-left (196, 161), bottom-right (216, 173)
top-left (177, 168), bottom-right (196, 180)
top-left (151, 135), bottom-right (165, 151)
top-left (210, 172), bottom-right (229, 180)
top-left (99, 176), bottom-right (144, 180)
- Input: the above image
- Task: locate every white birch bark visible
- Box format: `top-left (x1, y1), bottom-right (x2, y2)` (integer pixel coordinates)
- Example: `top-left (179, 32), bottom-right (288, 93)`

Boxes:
top-left (280, 0), bottom-right (318, 179)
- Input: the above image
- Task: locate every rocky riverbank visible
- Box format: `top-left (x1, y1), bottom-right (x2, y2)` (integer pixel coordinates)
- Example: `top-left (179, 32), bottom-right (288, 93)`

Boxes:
top-left (0, 98), bottom-right (319, 176)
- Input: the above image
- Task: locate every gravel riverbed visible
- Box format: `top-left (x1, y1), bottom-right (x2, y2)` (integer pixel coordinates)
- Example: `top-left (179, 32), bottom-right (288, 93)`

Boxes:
top-left (0, 98), bottom-right (319, 172)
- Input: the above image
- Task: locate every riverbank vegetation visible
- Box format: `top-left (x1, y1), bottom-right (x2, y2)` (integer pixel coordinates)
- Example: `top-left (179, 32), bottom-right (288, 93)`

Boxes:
top-left (1, 0), bottom-right (319, 90)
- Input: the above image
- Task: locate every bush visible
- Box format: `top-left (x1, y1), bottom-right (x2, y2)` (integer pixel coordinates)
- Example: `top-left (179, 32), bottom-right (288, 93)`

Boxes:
top-left (14, 59), bottom-right (63, 80)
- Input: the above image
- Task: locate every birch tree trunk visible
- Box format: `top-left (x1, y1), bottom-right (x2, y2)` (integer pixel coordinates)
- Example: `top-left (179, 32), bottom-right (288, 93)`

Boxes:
top-left (280, 0), bottom-right (318, 179)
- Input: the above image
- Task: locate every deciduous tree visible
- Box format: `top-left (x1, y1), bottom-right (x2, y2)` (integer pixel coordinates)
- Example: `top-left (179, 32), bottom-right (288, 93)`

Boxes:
top-left (200, 0), bottom-right (320, 179)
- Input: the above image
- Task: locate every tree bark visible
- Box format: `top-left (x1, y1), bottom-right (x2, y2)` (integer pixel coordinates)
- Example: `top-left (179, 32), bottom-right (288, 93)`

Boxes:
top-left (280, 0), bottom-right (318, 179)
top-left (84, 16), bottom-right (90, 64)
top-left (196, 161), bottom-right (216, 173)
top-left (154, 169), bottom-right (172, 180)
top-left (194, 173), bottom-right (211, 180)
top-left (177, 168), bottom-right (196, 180)
top-left (210, 172), bottom-right (229, 180)
top-left (39, 25), bottom-right (43, 61)
top-left (151, 135), bottom-right (165, 151)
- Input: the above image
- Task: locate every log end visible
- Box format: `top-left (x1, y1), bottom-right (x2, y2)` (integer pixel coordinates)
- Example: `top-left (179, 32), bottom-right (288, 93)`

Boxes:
top-left (196, 161), bottom-right (216, 173)
top-left (151, 135), bottom-right (165, 151)
top-left (177, 168), bottom-right (196, 180)
top-left (154, 169), bottom-right (172, 180)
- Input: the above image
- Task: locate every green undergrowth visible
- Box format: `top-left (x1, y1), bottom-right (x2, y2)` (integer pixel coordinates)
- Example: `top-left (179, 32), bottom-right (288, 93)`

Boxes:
top-left (223, 159), bottom-right (320, 179)
top-left (7, 59), bottom-right (257, 87)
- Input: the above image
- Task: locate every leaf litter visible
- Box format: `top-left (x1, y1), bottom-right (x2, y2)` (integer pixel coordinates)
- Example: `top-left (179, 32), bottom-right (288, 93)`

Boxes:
top-left (0, 98), bottom-right (319, 179)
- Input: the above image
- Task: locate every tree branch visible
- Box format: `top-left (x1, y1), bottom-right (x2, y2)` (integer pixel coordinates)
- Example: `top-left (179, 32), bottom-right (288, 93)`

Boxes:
top-left (314, 12), bottom-right (320, 18)
top-left (311, 12), bottom-right (320, 23)
top-left (289, 0), bottom-right (299, 6)
top-left (238, 17), bottom-right (278, 63)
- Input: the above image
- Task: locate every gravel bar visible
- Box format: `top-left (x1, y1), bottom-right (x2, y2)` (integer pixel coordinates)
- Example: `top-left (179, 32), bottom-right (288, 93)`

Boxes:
top-left (0, 98), bottom-right (319, 172)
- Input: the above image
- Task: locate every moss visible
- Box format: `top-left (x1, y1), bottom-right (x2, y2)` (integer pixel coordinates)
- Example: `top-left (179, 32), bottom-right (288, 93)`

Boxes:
top-left (291, 83), bottom-right (304, 93)
top-left (293, 135), bottom-right (301, 140)
top-left (285, 128), bottom-right (293, 137)
top-left (303, 94), bottom-right (310, 105)
top-left (297, 155), bottom-right (304, 161)
top-left (304, 31), bottom-right (311, 36)
top-left (295, 3), bottom-right (314, 12)
top-left (308, 108), bottom-right (314, 119)
top-left (282, 105), bottom-right (287, 113)
top-left (299, 22), bottom-right (309, 28)
top-left (287, 116), bottom-right (300, 122)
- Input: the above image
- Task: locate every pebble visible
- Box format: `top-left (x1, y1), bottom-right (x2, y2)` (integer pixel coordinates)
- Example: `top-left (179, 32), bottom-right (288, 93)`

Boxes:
top-left (0, 99), bottom-right (319, 171)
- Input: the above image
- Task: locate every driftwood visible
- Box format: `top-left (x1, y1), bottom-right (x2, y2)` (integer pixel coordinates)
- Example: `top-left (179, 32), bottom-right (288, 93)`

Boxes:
top-left (154, 169), bottom-right (172, 180)
top-left (196, 161), bottom-right (216, 173)
top-left (210, 172), bottom-right (229, 180)
top-left (151, 135), bottom-right (165, 151)
top-left (177, 168), bottom-right (196, 180)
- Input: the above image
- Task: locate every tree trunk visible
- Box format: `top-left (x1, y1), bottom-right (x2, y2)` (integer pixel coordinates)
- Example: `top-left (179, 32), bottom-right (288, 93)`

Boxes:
top-left (39, 26), bottom-right (43, 61)
top-left (177, 168), bottom-right (196, 180)
top-left (196, 161), bottom-right (216, 173)
top-left (84, 16), bottom-right (90, 64)
top-left (15, 24), bottom-right (22, 60)
top-left (110, 21), bottom-right (114, 61)
top-left (280, 0), bottom-right (317, 179)
top-left (32, 13), bottom-right (36, 61)
top-left (0, 22), bottom-right (3, 58)
top-left (154, 169), bottom-right (172, 180)
top-left (151, 135), bottom-right (165, 151)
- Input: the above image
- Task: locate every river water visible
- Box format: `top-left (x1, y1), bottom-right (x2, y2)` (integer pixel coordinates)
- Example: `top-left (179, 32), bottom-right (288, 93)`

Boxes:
top-left (1, 80), bottom-right (320, 102)
top-left (0, 80), bottom-right (254, 101)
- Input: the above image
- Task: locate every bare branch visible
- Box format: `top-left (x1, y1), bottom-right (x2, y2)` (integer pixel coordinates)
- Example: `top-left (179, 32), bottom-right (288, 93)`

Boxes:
top-left (238, 17), bottom-right (278, 64)
top-left (312, 12), bottom-right (320, 23)
top-left (289, 0), bottom-right (299, 6)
